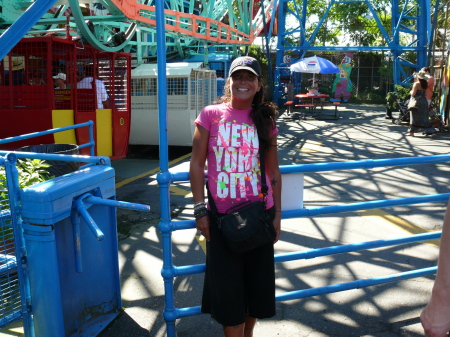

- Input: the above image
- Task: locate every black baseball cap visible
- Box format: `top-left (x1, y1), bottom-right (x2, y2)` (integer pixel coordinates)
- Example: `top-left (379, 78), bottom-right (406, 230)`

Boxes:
top-left (229, 56), bottom-right (261, 77)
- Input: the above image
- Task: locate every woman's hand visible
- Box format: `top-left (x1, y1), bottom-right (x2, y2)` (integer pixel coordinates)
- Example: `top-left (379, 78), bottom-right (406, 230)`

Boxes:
top-left (420, 293), bottom-right (450, 337)
top-left (273, 212), bottom-right (281, 244)
top-left (196, 215), bottom-right (211, 241)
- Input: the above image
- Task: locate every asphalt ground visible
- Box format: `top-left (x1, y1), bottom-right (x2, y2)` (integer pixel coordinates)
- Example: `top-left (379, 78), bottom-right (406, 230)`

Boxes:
top-left (2, 103), bottom-right (450, 336)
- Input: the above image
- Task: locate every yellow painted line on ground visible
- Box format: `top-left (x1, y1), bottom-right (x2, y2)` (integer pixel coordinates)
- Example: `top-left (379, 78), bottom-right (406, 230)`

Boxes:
top-left (196, 235), bottom-right (207, 253)
top-left (355, 208), bottom-right (440, 247)
top-left (170, 185), bottom-right (191, 196)
top-left (295, 140), bottom-right (322, 153)
top-left (115, 152), bottom-right (192, 189)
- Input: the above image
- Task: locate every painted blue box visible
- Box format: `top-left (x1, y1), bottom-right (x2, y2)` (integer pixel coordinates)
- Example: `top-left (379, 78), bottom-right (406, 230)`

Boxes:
top-left (20, 165), bottom-right (121, 337)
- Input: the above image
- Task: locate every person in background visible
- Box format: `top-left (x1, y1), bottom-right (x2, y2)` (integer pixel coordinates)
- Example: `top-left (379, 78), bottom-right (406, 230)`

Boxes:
top-left (420, 199), bottom-right (450, 337)
top-left (77, 65), bottom-right (110, 109)
top-left (189, 56), bottom-right (282, 337)
top-left (406, 70), bottom-right (434, 137)
top-left (53, 73), bottom-right (67, 89)
top-left (421, 66), bottom-right (435, 107)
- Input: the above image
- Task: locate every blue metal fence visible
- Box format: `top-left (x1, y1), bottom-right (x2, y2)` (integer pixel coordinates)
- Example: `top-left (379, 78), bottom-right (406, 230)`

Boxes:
top-left (0, 121), bottom-right (98, 165)
top-left (0, 153), bottom-right (33, 335)
top-left (158, 154), bottom-right (449, 337)
top-left (146, 1), bottom-right (444, 335)
top-left (0, 121), bottom-right (108, 336)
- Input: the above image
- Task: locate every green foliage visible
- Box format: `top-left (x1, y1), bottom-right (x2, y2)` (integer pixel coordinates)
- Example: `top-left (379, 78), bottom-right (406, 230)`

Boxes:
top-left (377, 60), bottom-right (391, 78)
top-left (17, 159), bottom-right (54, 188)
top-left (353, 90), bottom-right (385, 104)
top-left (394, 84), bottom-right (412, 102)
top-left (294, 0), bottom-right (393, 47)
top-left (385, 84), bottom-right (412, 110)
top-left (248, 44), bottom-right (268, 64)
top-left (386, 91), bottom-right (397, 111)
top-left (0, 159), bottom-right (53, 205)
top-left (318, 79), bottom-right (333, 95)
top-left (385, 91), bottom-right (397, 110)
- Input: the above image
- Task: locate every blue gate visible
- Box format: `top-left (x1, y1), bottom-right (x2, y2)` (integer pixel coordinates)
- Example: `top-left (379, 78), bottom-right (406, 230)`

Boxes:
top-left (0, 122), bottom-right (151, 336)
top-left (0, 153), bottom-right (33, 334)
top-left (158, 154), bottom-right (448, 337)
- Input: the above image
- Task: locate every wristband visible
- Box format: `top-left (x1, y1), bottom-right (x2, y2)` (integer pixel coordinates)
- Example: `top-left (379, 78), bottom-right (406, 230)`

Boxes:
top-left (194, 207), bottom-right (208, 217)
top-left (194, 209), bottom-right (208, 220)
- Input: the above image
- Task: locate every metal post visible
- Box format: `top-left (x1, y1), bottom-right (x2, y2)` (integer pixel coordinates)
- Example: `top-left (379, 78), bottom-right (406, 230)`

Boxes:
top-left (155, 1), bottom-right (177, 336)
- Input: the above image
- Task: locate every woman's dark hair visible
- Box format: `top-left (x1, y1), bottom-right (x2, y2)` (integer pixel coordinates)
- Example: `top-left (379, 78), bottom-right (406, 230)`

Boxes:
top-left (419, 78), bottom-right (428, 90)
top-left (217, 77), bottom-right (278, 150)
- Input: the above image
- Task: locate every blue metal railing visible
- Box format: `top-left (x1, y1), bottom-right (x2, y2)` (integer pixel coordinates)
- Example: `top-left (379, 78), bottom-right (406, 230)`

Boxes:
top-left (0, 121), bottom-right (111, 168)
top-left (0, 153), bottom-right (34, 335)
top-left (0, 121), bottom-right (110, 336)
top-left (158, 155), bottom-right (448, 336)
top-left (0, 121), bottom-right (95, 155)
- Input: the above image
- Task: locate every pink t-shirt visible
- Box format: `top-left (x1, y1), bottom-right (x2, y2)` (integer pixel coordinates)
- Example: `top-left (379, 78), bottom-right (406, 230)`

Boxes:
top-left (195, 103), bottom-right (278, 213)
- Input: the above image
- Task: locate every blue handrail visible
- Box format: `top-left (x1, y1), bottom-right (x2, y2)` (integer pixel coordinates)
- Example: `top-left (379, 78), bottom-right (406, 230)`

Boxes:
top-left (0, 121), bottom-right (95, 156)
top-left (0, 121), bottom-right (108, 168)
top-left (160, 155), bottom-right (447, 336)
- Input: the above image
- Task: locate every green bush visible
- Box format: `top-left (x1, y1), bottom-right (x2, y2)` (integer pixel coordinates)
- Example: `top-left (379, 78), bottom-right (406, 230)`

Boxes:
top-left (0, 159), bottom-right (53, 203)
top-left (386, 84), bottom-right (412, 110)
top-left (352, 90), bottom-right (385, 104)
top-left (16, 159), bottom-right (54, 188)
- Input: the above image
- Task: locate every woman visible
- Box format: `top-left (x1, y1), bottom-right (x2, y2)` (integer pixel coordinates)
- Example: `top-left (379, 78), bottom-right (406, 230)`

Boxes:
top-left (406, 70), bottom-right (434, 137)
top-left (189, 56), bottom-right (282, 337)
top-left (421, 199), bottom-right (450, 337)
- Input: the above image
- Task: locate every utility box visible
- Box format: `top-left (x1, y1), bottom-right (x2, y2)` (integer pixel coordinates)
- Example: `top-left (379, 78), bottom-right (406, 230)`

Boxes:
top-left (20, 165), bottom-right (121, 337)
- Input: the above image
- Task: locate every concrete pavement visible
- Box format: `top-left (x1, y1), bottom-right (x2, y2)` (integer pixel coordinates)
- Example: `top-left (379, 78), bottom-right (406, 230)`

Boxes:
top-left (98, 103), bottom-right (450, 337)
top-left (2, 103), bottom-right (449, 337)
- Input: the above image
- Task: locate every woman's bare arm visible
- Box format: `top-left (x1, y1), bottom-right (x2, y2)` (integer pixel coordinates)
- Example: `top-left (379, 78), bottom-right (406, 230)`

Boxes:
top-left (265, 135), bottom-right (282, 243)
top-left (189, 125), bottom-right (211, 240)
top-left (410, 82), bottom-right (419, 96)
top-left (420, 199), bottom-right (450, 336)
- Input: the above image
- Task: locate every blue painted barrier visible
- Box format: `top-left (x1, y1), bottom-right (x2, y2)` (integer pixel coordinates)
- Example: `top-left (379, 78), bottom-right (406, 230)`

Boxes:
top-left (0, 120), bottom-right (149, 335)
top-left (159, 155), bottom-right (448, 336)
top-left (21, 165), bottom-right (150, 336)
top-left (21, 165), bottom-right (120, 336)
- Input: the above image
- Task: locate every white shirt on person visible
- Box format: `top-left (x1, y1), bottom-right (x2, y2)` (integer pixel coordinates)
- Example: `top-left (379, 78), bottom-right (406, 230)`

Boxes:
top-left (77, 77), bottom-right (109, 109)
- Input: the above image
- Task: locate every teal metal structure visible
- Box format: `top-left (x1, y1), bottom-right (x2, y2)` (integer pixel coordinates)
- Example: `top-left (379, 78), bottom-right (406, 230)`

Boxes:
top-left (0, 0), bottom-right (276, 65)
top-left (0, 0), bottom-right (436, 103)
top-left (273, 0), bottom-right (435, 104)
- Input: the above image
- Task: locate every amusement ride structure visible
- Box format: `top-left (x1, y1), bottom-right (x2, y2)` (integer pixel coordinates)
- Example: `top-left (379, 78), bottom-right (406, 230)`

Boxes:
top-left (0, 0), bottom-right (440, 148)
top-left (0, 0), bottom-right (436, 83)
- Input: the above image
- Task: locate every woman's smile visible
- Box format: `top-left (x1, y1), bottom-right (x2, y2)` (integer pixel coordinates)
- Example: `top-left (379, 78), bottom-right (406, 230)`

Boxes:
top-left (230, 70), bottom-right (261, 109)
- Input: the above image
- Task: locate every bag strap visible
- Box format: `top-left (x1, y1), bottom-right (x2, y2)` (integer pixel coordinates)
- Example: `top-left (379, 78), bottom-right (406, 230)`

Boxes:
top-left (207, 136), bottom-right (267, 215)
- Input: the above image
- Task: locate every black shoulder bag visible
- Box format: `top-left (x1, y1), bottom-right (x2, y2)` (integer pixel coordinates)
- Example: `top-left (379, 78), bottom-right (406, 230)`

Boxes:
top-left (206, 139), bottom-right (276, 255)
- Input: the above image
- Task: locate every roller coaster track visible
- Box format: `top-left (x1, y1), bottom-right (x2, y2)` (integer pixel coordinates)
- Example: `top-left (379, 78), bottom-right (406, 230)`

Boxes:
top-left (0, 0), bottom-right (277, 60)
